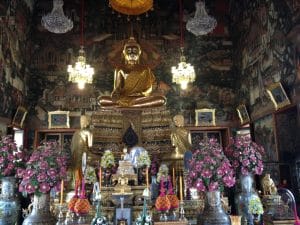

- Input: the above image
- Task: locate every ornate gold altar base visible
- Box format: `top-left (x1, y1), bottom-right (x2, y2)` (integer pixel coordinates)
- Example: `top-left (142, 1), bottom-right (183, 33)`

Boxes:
top-left (264, 215), bottom-right (296, 225)
top-left (154, 221), bottom-right (189, 225)
top-left (91, 106), bottom-right (172, 158)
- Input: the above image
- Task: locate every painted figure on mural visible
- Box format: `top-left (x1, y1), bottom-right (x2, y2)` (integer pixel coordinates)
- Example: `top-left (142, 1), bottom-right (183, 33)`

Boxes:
top-left (98, 36), bottom-right (166, 108)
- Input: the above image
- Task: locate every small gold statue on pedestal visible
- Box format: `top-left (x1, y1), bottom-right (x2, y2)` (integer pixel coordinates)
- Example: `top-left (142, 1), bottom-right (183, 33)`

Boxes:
top-left (114, 174), bottom-right (132, 194)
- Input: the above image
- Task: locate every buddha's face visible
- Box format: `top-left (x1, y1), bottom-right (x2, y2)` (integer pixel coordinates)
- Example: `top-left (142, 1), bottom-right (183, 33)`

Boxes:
top-left (80, 115), bottom-right (89, 129)
top-left (123, 46), bottom-right (141, 65)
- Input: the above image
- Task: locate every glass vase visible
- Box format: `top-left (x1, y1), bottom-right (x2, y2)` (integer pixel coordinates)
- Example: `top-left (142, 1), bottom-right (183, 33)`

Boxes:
top-left (197, 190), bottom-right (231, 225)
top-left (0, 176), bottom-right (20, 225)
top-left (235, 174), bottom-right (259, 225)
top-left (22, 193), bottom-right (56, 225)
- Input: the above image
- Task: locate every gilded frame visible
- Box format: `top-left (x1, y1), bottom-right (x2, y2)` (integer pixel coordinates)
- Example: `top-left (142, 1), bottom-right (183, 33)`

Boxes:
top-left (48, 111), bottom-right (70, 129)
top-left (195, 108), bottom-right (216, 126)
top-left (266, 82), bottom-right (290, 110)
top-left (12, 106), bottom-right (28, 128)
top-left (236, 104), bottom-right (250, 125)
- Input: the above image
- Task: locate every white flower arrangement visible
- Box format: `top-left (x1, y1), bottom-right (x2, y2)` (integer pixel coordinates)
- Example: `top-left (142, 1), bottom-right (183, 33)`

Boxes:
top-left (100, 150), bottom-right (115, 169)
top-left (137, 151), bottom-right (151, 168)
top-left (248, 196), bottom-right (264, 215)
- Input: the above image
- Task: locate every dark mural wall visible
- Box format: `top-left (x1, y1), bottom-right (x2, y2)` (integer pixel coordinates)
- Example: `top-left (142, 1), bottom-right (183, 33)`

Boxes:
top-left (0, 1), bottom-right (32, 119)
top-left (230, 0), bottom-right (300, 189)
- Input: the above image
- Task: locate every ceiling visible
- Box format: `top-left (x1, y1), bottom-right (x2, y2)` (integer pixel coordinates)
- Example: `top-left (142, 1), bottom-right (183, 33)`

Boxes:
top-left (32, 0), bottom-right (230, 40)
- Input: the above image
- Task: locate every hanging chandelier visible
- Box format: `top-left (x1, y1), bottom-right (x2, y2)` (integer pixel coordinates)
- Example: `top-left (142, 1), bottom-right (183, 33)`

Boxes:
top-left (67, 46), bottom-right (94, 89)
top-left (171, 0), bottom-right (196, 90)
top-left (172, 48), bottom-right (196, 90)
top-left (67, 0), bottom-right (94, 89)
top-left (186, 1), bottom-right (217, 36)
top-left (41, 0), bottom-right (73, 34)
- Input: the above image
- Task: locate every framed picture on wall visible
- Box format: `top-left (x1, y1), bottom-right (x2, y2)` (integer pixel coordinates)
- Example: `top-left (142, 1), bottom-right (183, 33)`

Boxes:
top-left (195, 109), bottom-right (216, 126)
top-left (266, 82), bottom-right (290, 110)
top-left (236, 104), bottom-right (250, 125)
top-left (12, 106), bottom-right (28, 128)
top-left (48, 111), bottom-right (70, 129)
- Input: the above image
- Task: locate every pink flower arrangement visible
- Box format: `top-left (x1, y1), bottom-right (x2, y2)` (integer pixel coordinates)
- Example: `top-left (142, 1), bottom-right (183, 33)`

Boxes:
top-left (0, 135), bottom-right (26, 178)
top-left (18, 141), bottom-right (68, 195)
top-left (187, 138), bottom-right (236, 192)
top-left (225, 136), bottom-right (264, 176)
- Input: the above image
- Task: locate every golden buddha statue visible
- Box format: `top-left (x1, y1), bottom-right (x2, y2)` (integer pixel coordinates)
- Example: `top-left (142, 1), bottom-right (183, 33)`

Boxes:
top-left (70, 115), bottom-right (93, 181)
top-left (99, 37), bottom-right (166, 108)
top-left (170, 115), bottom-right (192, 159)
top-left (113, 173), bottom-right (132, 194)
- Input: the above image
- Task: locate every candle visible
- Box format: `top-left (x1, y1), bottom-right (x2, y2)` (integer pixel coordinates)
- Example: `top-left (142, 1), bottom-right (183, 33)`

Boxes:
top-left (99, 167), bottom-right (102, 191)
top-left (60, 180), bottom-right (64, 205)
top-left (146, 167), bottom-right (149, 188)
top-left (172, 167), bottom-right (175, 187)
top-left (179, 176), bottom-right (183, 201)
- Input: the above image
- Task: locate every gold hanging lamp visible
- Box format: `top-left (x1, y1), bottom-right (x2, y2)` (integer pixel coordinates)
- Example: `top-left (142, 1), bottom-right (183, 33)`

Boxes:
top-left (109, 0), bottom-right (153, 15)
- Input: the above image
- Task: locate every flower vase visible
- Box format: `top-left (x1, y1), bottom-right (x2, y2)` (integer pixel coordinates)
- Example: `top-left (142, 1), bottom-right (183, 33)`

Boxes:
top-left (252, 214), bottom-right (261, 225)
top-left (22, 193), bottom-right (56, 225)
top-left (235, 174), bottom-right (259, 225)
top-left (197, 191), bottom-right (231, 225)
top-left (0, 176), bottom-right (20, 225)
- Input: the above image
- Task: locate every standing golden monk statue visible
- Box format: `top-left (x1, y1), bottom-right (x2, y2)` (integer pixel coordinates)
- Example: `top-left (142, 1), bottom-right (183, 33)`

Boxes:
top-left (170, 115), bottom-right (192, 158)
top-left (99, 37), bottom-right (166, 108)
top-left (70, 115), bottom-right (93, 181)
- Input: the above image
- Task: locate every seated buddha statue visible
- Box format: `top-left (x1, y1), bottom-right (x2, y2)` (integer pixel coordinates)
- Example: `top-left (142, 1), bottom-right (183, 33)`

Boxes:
top-left (99, 37), bottom-right (166, 108)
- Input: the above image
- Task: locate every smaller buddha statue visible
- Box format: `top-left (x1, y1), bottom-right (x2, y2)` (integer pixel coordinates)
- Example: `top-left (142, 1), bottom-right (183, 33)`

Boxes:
top-left (98, 36), bottom-right (166, 108)
top-left (117, 147), bottom-right (135, 175)
top-left (170, 115), bottom-right (192, 159)
top-left (113, 174), bottom-right (132, 194)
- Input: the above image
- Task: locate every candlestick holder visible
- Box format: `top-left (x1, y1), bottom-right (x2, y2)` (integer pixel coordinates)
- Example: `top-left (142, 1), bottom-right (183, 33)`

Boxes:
top-left (64, 209), bottom-right (76, 225)
top-left (91, 195), bottom-right (108, 225)
top-left (64, 210), bottom-right (76, 225)
top-left (179, 201), bottom-right (186, 221)
top-left (56, 205), bottom-right (65, 225)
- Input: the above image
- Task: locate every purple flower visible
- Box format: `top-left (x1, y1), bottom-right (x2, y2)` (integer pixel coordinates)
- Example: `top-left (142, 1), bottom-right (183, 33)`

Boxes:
top-left (37, 173), bottom-right (47, 182)
top-left (25, 183), bottom-right (36, 194)
top-left (196, 179), bottom-right (206, 192)
top-left (208, 182), bottom-right (219, 191)
top-left (39, 183), bottom-right (51, 193)
top-left (223, 175), bottom-right (236, 187)
top-left (39, 161), bottom-right (48, 170)
top-left (201, 169), bottom-right (212, 178)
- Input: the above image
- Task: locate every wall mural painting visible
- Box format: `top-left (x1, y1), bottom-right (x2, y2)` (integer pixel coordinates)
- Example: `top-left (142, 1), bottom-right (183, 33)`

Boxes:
top-left (230, 0), bottom-right (296, 117)
top-left (254, 114), bottom-right (278, 162)
top-left (275, 106), bottom-right (300, 161)
top-left (0, 1), bottom-right (31, 119)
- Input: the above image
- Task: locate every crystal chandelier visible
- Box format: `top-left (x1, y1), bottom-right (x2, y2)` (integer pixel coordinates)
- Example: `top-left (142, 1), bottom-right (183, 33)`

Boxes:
top-left (68, 46), bottom-right (94, 89)
top-left (186, 1), bottom-right (217, 36)
top-left (172, 48), bottom-right (196, 90)
top-left (41, 0), bottom-right (73, 34)
top-left (67, 0), bottom-right (94, 89)
top-left (172, 0), bottom-right (196, 90)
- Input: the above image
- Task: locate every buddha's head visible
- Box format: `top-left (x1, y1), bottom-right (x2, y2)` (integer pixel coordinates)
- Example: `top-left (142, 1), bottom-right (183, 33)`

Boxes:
top-left (80, 115), bottom-right (90, 129)
top-left (173, 114), bottom-right (184, 127)
top-left (123, 37), bottom-right (141, 65)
